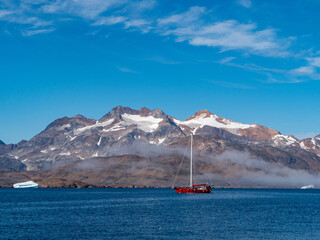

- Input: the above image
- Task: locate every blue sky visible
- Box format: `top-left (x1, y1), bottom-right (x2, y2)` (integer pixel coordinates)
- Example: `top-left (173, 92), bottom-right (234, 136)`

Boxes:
top-left (1, 0), bottom-right (320, 143)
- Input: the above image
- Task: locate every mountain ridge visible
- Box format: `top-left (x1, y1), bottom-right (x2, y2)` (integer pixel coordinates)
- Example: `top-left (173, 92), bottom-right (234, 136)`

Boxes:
top-left (1, 106), bottom-right (320, 188)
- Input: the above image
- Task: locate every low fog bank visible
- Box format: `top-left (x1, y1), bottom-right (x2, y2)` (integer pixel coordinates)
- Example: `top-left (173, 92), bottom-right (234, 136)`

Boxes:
top-left (104, 140), bottom-right (189, 158)
top-left (202, 151), bottom-right (320, 188)
top-left (80, 142), bottom-right (320, 188)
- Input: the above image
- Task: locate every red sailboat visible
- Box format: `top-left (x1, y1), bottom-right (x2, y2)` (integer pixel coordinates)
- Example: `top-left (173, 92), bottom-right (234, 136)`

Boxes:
top-left (174, 134), bottom-right (212, 194)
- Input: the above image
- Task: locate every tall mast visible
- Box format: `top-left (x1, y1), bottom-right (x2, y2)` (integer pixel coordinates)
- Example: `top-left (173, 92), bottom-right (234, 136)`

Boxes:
top-left (190, 134), bottom-right (193, 187)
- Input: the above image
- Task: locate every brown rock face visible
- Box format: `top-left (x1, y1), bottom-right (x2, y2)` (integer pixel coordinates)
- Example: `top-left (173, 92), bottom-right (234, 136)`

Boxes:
top-left (0, 156), bottom-right (26, 172)
top-left (186, 110), bottom-right (213, 120)
top-left (0, 144), bottom-right (15, 155)
top-left (239, 125), bottom-right (280, 141)
top-left (140, 107), bottom-right (151, 116)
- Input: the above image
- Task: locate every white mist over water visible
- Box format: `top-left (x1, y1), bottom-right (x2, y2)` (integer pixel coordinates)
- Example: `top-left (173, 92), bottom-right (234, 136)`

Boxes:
top-left (210, 151), bottom-right (320, 188)
top-left (76, 141), bottom-right (320, 188)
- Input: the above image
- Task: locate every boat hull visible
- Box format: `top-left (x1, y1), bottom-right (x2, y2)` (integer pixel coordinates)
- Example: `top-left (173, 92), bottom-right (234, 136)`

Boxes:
top-left (175, 187), bottom-right (212, 194)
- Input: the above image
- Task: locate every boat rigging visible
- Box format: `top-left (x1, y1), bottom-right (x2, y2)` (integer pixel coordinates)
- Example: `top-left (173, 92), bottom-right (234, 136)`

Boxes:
top-left (173, 134), bottom-right (212, 193)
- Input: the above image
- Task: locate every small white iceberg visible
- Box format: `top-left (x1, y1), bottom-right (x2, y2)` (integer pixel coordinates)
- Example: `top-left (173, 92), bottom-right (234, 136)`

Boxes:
top-left (301, 185), bottom-right (315, 189)
top-left (13, 181), bottom-right (39, 188)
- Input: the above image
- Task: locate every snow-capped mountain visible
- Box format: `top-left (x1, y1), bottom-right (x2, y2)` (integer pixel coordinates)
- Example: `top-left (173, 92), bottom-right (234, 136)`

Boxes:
top-left (171, 110), bottom-right (280, 141)
top-left (1, 106), bottom-right (320, 171)
top-left (298, 135), bottom-right (320, 156)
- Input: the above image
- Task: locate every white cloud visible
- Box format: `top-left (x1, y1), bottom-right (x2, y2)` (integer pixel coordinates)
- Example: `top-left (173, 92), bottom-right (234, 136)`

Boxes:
top-left (92, 16), bottom-right (127, 26)
top-left (307, 57), bottom-right (320, 67)
top-left (158, 7), bottom-right (291, 57)
top-left (237, 0), bottom-right (252, 8)
top-left (117, 66), bottom-right (138, 73)
top-left (288, 56), bottom-right (320, 80)
top-left (218, 56), bottom-right (320, 83)
top-left (41, 0), bottom-right (127, 19)
top-left (158, 6), bottom-right (206, 26)
top-left (290, 66), bottom-right (315, 75)
top-left (0, 13), bottom-right (52, 28)
top-left (219, 56), bottom-right (236, 64)
top-left (129, 0), bottom-right (157, 13)
top-left (124, 18), bottom-right (152, 33)
top-left (22, 27), bottom-right (55, 36)
top-left (149, 56), bottom-right (182, 65)
top-left (1, 1), bottom-right (320, 83)
top-left (0, 10), bottom-right (13, 18)
top-left (0, 0), bottom-right (155, 36)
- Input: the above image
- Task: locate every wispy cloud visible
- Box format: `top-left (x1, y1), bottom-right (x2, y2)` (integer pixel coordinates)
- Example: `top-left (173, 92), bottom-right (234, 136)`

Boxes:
top-left (218, 56), bottom-right (320, 83)
top-left (124, 18), bottom-right (152, 33)
top-left (0, 11), bottom-right (52, 27)
top-left (0, 10), bottom-right (13, 18)
top-left (290, 66), bottom-right (315, 75)
top-left (1, 1), bottom-right (320, 83)
top-left (92, 16), bottom-right (127, 26)
top-left (158, 6), bottom-right (206, 26)
top-left (117, 66), bottom-right (138, 73)
top-left (22, 27), bottom-right (55, 36)
top-left (40, 0), bottom-right (127, 19)
top-left (127, 0), bottom-right (157, 13)
top-left (288, 56), bottom-right (320, 80)
top-left (149, 56), bottom-right (182, 65)
top-left (218, 56), bottom-right (286, 74)
top-left (158, 7), bottom-right (291, 57)
top-left (237, 0), bottom-right (252, 8)
top-left (0, 1), bottom-right (53, 34)
top-left (0, 0), bottom-right (156, 35)
top-left (307, 57), bottom-right (320, 67)
top-left (207, 79), bottom-right (254, 89)
top-left (0, 2), bottom-right (294, 58)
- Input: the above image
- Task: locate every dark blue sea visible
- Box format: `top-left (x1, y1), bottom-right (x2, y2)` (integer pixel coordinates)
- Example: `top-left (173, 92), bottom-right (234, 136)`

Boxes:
top-left (1, 188), bottom-right (320, 240)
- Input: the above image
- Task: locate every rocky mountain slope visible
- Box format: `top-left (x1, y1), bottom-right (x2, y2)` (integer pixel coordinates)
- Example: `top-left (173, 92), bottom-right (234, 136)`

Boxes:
top-left (1, 106), bottom-right (320, 187)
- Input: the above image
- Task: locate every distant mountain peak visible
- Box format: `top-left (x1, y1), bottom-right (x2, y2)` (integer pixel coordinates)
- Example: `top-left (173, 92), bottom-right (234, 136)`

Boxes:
top-left (99, 106), bottom-right (167, 122)
top-left (73, 114), bottom-right (87, 119)
top-left (45, 115), bottom-right (96, 131)
top-left (99, 106), bottom-right (140, 121)
top-left (149, 108), bottom-right (167, 118)
top-left (0, 140), bottom-right (5, 145)
top-left (140, 107), bottom-right (151, 116)
top-left (186, 110), bottom-right (214, 120)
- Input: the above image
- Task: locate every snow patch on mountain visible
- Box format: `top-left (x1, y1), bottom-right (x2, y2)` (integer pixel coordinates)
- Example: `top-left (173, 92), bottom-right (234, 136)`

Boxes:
top-left (74, 119), bottom-right (114, 134)
top-left (299, 141), bottom-right (307, 150)
top-left (59, 152), bottom-right (71, 156)
top-left (158, 137), bottom-right (166, 144)
top-left (121, 114), bottom-right (163, 132)
top-left (56, 124), bottom-right (71, 131)
top-left (97, 137), bottom-right (102, 146)
top-left (273, 134), bottom-right (298, 146)
top-left (93, 151), bottom-right (99, 157)
top-left (69, 136), bottom-right (77, 141)
top-left (174, 113), bottom-right (253, 133)
top-left (103, 124), bottom-right (126, 132)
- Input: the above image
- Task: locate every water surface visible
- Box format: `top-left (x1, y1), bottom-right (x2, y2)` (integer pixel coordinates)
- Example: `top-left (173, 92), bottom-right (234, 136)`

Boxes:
top-left (1, 188), bottom-right (320, 239)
